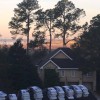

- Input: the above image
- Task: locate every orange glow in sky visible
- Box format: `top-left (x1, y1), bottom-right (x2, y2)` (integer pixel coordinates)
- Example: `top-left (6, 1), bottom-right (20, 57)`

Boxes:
top-left (0, 0), bottom-right (100, 39)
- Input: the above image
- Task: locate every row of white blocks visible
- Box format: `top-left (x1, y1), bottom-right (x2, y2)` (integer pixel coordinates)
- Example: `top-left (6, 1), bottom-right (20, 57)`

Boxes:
top-left (0, 85), bottom-right (89, 100)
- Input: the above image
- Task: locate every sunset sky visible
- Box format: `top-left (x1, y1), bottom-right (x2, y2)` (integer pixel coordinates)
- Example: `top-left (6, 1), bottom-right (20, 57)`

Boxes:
top-left (0, 0), bottom-right (100, 39)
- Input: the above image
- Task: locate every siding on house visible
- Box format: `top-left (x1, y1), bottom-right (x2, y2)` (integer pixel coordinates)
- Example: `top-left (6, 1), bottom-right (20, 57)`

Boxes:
top-left (38, 47), bottom-right (96, 91)
top-left (52, 51), bottom-right (69, 59)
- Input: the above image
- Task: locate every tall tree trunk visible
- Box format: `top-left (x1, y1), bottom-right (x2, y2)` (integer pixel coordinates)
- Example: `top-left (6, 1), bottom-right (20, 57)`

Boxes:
top-left (26, 14), bottom-right (30, 54)
top-left (63, 10), bottom-right (66, 47)
top-left (63, 29), bottom-right (66, 47)
top-left (49, 18), bottom-right (52, 52)
top-left (49, 31), bottom-right (52, 52)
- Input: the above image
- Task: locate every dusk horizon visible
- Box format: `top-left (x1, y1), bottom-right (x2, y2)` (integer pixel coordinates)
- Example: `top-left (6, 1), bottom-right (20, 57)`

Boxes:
top-left (0, 0), bottom-right (100, 39)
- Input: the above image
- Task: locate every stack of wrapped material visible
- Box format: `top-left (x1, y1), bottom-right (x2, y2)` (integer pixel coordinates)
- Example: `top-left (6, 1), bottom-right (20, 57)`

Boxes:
top-left (28, 86), bottom-right (43, 100)
top-left (62, 86), bottom-right (74, 99)
top-left (18, 89), bottom-right (30, 100)
top-left (0, 91), bottom-right (7, 100)
top-left (54, 86), bottom-right (65, 100)
top-left (47, 87), bottom-right (57, 100)
top-left (8, 94), bottom-right (17, 100)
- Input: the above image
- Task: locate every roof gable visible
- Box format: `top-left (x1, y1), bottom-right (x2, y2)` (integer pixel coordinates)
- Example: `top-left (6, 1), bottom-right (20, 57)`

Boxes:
top-left (39, 47), bottom-right (78, 69)
top-left (40, 60), bottom-right (60, 69)
top-left (50, 49), bottom-right (73, 60)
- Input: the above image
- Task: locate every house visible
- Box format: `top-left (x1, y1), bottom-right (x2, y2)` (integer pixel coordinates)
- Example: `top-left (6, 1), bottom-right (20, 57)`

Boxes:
top-left (37, 47), bottom-right (96, 91)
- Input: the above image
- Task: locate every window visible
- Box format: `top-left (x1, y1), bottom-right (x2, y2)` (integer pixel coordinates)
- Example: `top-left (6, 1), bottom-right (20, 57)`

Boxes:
top-left (85, 72), bottom-right (93, 77)
top-left (60, 70), bottom-right (65, 77)
top-left (71, 71), bottom-right (76, 77)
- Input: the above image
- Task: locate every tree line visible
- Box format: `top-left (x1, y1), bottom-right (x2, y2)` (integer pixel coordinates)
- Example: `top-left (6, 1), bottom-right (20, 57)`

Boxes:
top-left (9, 0), bottom-right (85, 53)
top-left (72, 14), bottom-right (100, 92)
top-left (0, 39), bottom-right (60, 93)
top-left (0, 40), bottom-right (45, 93)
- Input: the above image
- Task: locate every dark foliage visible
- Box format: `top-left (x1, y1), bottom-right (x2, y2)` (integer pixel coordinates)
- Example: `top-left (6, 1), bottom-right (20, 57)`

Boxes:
top-left (53, 0), bottom-right (85, 46)
top-left (9, 0), bottom-right (39, 53)
top-left (35, 8), bottom-right (55, 51)
top-left (29, 31), bottom-right (45, 49)
top-left (72, 14), bottom-right (100, 92)
top-left (44, 69), bottom-right (60, 88)
top-left (0, 45), bottom-right (9, 63)
top-left (31, 47), bottom-right (48, 65)
top-left (8, 39), bottom-right (42, 92)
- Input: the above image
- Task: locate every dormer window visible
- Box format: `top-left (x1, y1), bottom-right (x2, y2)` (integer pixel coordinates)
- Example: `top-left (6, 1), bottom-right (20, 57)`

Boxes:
top-left (71, 70), bottom-right (76, 77)
top-left (85, 72), bottom-right (93, 77)
top-left (60, 70), bottom-right (65, 77)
